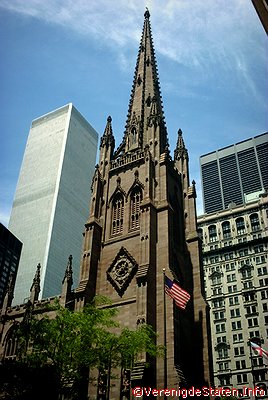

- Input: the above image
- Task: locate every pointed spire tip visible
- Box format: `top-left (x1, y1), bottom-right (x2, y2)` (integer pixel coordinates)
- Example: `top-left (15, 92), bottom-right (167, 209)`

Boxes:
top-left (107, 116), bottom-right (112, 122)
top-left (144, 8), bottom-right (150, 19)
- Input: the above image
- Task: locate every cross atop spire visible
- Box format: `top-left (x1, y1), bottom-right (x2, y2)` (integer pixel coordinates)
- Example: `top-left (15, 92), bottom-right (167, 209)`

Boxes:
top-left (115, 9), bottom-right (168, 157)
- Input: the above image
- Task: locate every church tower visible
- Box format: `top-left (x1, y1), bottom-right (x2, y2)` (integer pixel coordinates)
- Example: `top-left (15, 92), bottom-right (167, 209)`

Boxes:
top-left (76, 9), bottom-right (212, 397)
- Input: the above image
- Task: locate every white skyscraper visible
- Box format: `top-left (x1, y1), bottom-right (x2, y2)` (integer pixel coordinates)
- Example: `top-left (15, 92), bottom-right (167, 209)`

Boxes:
top-left (9, 104), bottom-right (98, 304)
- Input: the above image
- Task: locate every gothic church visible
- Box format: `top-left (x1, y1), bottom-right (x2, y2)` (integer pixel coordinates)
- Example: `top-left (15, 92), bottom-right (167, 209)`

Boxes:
top-left (0, 9), bottom-right (212, 399)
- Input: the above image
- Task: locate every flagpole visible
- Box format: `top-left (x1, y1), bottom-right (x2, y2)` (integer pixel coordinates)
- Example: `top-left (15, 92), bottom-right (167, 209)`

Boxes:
top-left (163, 268), bottom-right (167, 398)
top-left (248, 339), bottom-right (257, 400)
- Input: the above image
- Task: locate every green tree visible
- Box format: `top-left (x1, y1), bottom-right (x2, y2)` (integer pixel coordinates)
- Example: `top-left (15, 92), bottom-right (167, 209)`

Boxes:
top-left (1, 297), bottom-right (162, 399)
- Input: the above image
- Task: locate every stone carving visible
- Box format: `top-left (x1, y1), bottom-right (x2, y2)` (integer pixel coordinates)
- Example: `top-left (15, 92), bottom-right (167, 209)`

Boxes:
top-left (107, 247), bottom-right (138, 296)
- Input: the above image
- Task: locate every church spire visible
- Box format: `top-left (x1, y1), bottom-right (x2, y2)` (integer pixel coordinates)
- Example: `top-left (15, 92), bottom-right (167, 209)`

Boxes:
top-left (115, 9), bottom-right (168, 156)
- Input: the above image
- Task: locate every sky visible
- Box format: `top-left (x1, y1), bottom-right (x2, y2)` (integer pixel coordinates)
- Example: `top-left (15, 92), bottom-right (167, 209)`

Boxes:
top-left (0, 0), bottom-right (267, 227)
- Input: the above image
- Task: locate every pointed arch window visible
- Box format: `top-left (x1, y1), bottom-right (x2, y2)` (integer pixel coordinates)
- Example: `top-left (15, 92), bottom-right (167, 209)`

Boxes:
top-left (130, 188), bottom-right (142, 230)
top-left (112, 193), bottom-right (124, 236)
top-left (4, 327), bottom-right (18, 359)
top-left (130, 127), bottom-right (137, 146)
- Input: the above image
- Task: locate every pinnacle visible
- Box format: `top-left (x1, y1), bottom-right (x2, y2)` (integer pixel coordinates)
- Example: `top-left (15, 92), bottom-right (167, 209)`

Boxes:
top-left (144, 8), bottom-right (150, 19)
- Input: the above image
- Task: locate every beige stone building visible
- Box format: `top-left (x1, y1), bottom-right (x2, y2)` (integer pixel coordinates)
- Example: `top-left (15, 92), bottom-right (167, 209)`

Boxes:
top-left (197, 192), bottom-right (268, 393)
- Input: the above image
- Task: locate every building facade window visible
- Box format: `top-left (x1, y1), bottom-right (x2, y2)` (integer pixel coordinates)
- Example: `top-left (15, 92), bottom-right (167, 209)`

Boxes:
top-left (256, 256), bottom-right (266, 264)
top-left (213, 299), bottom-right (225, 308)
top-left (236, 217), bottom-right (245, 235)
top-left (208, 225), bottom-right (218, 242)
top-left (241, 268), bottom-right (252, 279)
top-left (250, 213), bottom-right (260, 231)
top-left (227, 273), bottom-right (236, 282)
top-left (258, 266), bottom-right (267, 275)
top-left (130, 188), bottom-right (142, 230)
top-left (111, 193), bottom-right (124, 235)
top-left (234, 346), bottom-right (245, 356)
top-left (248, 318), bottom-right (258, 327)
top-left (230, 308), bottom-right (240, 318)
top-left (229, 296), bottom-right (239, 305)
top-left (211, 274), bottom-right (222, 285)
top-left (218, 347), bottom-right (228, 359)
top-left (216, 323), bottom-right (225, 333)
top-left (254, 244), bottom-right (264, 253)
top-left (217, 336), bottom-right (227, 343)
top-left (219, 376), bottom-right (231, 386)
top-left (237, 374), bottom-right (247, 383)
top-left (233, 333), bottom-right (243, 342)
top-left (214, 311), bottom-right (225, 320)
top-left (243, 292), bottom-right (255, 302)
top-left (259, 278), bottom-right (268, 287)
top-left (222, 221), bottom-right (231, 239)
top-left (245, 305), bottom-right (257, 315)
top-left (236, 360), bottom-right (246, 370)
top-left (232, 321), bottom-right (242, 330)
top-left (219, 361), bottom-right (229, 371)
top-left (243, 281), bottom-right (253, 289)
top-left (228, 285), bottom-right (237, 293)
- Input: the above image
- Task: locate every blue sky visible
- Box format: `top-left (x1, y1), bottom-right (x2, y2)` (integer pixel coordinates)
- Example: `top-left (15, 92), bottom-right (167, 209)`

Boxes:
top-left (0, 0), bottom-right (267, 226)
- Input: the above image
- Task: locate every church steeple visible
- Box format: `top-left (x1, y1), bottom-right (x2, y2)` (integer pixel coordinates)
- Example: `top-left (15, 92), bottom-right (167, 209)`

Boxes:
top-left (115, 9), bottom-right (168, 157)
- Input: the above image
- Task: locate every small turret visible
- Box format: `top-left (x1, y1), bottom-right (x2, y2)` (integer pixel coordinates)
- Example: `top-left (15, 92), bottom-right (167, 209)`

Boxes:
top-left (99, 116), bottom-right (115, 163)
top-left (1, 273), bottom-right (15, 317)
top-left (174, 129), bottom-right (190, 189)
top-left (60, 255), bottom-right (73, 306)
top-left (29, 263), bottom-right (41, 303)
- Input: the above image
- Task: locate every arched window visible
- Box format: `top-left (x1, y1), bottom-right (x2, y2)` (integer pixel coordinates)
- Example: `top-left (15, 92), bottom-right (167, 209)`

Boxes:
top-left (222, 221), bottom-right (231, 239)
top-left (208, 225), bottom-right (217, 243)
top-left (112, 193), bottom-right (124, 235)
top-left (236, 217), bottom-right (245, 235)
top-left (4, 327), bottom-right (18, 359)
top-left (250, 213), bottom-right (260, 232)
top-left (130, 188), bottom-right (142, 230)
top-left (130, 127), bottom-right (137, 146)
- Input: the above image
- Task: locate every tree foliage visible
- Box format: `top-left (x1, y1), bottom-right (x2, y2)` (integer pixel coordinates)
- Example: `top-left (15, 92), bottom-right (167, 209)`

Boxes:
top-left (1, 297), bottom-right (163, 399)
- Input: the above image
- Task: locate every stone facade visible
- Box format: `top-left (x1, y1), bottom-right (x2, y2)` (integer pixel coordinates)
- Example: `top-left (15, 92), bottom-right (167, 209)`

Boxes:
top-left (75, 10), bottom-right (212, 398)
top-left (0, 10), bottom-right (212, 399)
top-left (198, 192), bottom-right (268, 393)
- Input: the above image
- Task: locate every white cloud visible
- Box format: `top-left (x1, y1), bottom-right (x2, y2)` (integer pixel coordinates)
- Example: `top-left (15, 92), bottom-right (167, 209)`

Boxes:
top-left (0, 0), bottom-right (266, 100)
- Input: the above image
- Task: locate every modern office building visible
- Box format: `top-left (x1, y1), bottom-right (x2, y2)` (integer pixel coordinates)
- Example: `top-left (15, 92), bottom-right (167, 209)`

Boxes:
top-left (200, 132), bottom-right (268, 214)
top-left (0, 223), bottom-right (22, 307)
top-left (9, 104), bottom-right (98, 304)
top-left (252, 0), bottom-right (268, 35)
top-left (197, 193), bottom-right (268, 391)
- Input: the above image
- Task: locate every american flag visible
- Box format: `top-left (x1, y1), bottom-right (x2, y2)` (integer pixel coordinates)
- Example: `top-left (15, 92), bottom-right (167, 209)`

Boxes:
top-left (165, 276), bottom-right (190, 310)
top-left (250, 341), bottom-right (268, 363)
